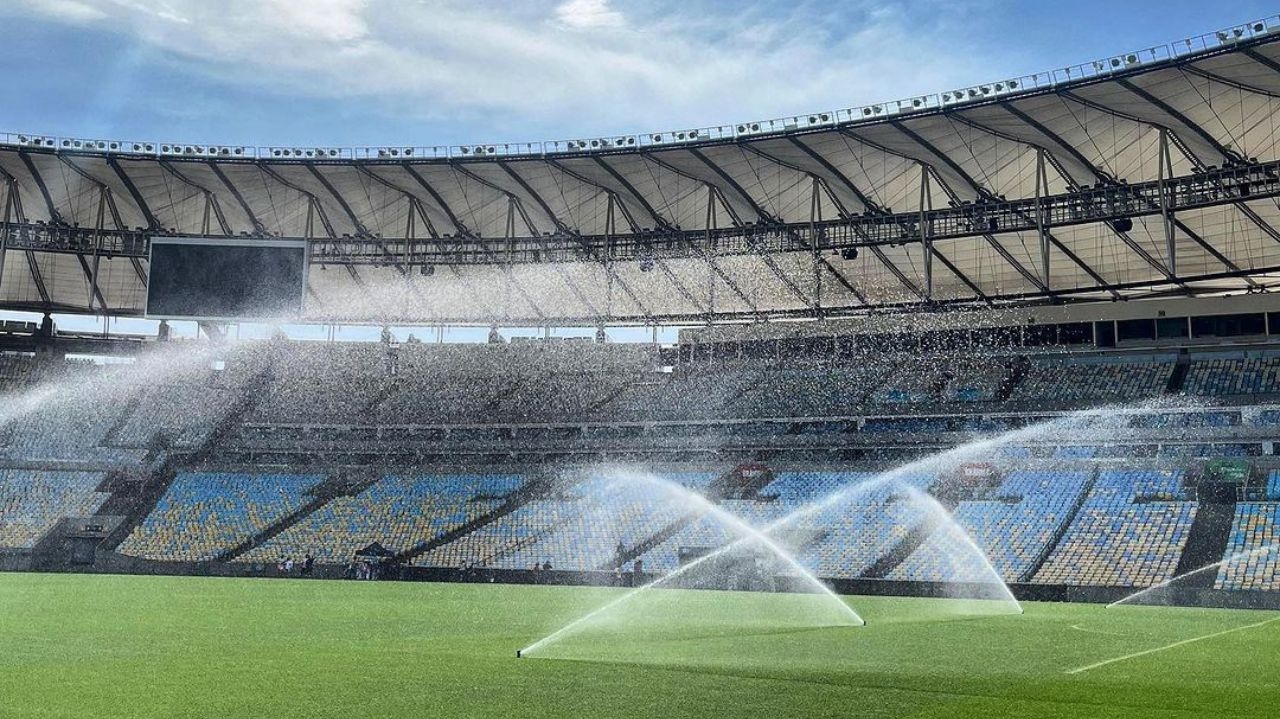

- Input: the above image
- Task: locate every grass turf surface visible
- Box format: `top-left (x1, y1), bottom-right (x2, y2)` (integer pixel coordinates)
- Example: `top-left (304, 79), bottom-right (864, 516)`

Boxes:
top-left (1, 573), bottom-right (1278, 718)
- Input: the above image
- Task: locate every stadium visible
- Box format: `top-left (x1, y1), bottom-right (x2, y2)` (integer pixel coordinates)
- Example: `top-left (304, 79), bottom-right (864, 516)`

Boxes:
top-left (4, 8), bottom-right (1280, 718)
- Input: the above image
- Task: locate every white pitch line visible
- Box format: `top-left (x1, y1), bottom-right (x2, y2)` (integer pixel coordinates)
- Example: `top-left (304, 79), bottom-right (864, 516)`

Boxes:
top-left (1066, 615), bottom-right (1280, 675)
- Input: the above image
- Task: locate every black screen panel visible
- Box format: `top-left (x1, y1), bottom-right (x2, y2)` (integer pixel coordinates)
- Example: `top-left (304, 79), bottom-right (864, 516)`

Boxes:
top-left (146, 238), bottom-right (307, 320)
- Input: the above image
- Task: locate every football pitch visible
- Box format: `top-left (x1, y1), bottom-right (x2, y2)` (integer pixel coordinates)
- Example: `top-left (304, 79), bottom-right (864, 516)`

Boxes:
top-left (2, 573), bottom-right (1277, 718)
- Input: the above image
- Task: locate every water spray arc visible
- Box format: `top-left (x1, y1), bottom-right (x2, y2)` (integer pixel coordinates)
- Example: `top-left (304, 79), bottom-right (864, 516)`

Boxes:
top-left (517, 471), bottom-right (865, 658)
top-left (1107, 543), bottom-right (1280, 608)
top-left (516, 403), bottom-right (1176, 657)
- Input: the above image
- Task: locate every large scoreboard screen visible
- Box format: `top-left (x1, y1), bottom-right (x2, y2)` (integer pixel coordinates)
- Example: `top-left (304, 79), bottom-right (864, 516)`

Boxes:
top-left (146, 237), bottom-right (308, 321)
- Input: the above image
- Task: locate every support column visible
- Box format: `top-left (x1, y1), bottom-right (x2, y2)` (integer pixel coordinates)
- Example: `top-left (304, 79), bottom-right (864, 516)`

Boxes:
top-left (1158, 129), bottom-right (1177, 276)
top-left (1035, 149), bottom-right (1051, 286)
top-left (0, 180), bottom-right (12, 295)
top-left (918, 164), bottom-right (933, 300)
top-left (809, 177), bottom-right (823, 314)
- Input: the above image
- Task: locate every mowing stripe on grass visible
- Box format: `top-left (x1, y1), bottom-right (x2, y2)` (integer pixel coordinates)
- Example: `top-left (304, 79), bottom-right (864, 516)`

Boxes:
top-left (1066, 616), bottom-right (1280, 675)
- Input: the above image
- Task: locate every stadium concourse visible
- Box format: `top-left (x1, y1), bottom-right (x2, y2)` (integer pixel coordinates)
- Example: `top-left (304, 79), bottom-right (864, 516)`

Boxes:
top-left (5, 16), bottom-right (1280, 611)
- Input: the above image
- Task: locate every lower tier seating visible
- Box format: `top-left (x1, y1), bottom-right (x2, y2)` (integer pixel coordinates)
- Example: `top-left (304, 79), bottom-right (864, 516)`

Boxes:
top-left (243, 474), bottom-right (522, 565)
top-left (891, 471), bottom-right (1090, 583)
top-left (1214, 502), bottom-right (1280, 591)
top-left (417, 472), bottom-right (714, 570)
top-left (1033, 470), bottom-right (1196, 587)
top-left (118, 472), bottom-right (323, 562)
top-left (0, 469), bottom-right (108, 548)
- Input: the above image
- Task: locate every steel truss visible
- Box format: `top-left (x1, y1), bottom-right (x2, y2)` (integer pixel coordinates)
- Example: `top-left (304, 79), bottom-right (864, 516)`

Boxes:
top-left (4, 158), bottom-right (1277, 270)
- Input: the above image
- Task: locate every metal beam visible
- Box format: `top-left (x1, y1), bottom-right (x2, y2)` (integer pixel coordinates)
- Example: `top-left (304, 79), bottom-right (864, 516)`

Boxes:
top-left (819, 259), bottom-right (868, 305)
top-left (1001, 102), bottom-right (1120, 185)
top-left (158, 161), bottom-right (232, 235)
top-left (130, 256), bottom-right (147, 287)
top-left (890, 121), bottom-right (994, 199)
top-left (867, 245), bottom-right (926, 301)
top-left (1243, 47), bottom-right (1280, 75)
top-left (1116, 78), bottom-right (1242, 163)
top-left (1068, 86), bottom-right (1280, 259)
top-left (58, 155), bottom-right (126, 232)
top-left (107, 158), bottom-right (159, 230)
top-left (306, 164), bottom-right (370, 235)
top-left (18, 152), bottom-right (63, 223)
top-left (208, 162), bottom-right (267, 234)
top-left (686, 147), bottom-right (777, 223)
top-left (591, 156), bottom-right (675, 231)
top-left (76, 253), bottom-right (107, 312)
top-left (1182, 64), bottom-right (1280, 99)
top-left (785, 135), bottom-right (885, 212)
top-left (257, 164), bottom-right (337, 238)
top-left (496, 162), bottom-right (572, 235)
top-left (742, 143), bottom-right (873, 306)
top-left (24, 251), bottom-right (49, 305)
top-left (401, 164), bottom-right (476, 238)
top-left (931, 245), bottom-right (990, 303)
top-left (840, 126), bottom-right (1051, 293)
top-left (536, 159), bottom-right (657, 320)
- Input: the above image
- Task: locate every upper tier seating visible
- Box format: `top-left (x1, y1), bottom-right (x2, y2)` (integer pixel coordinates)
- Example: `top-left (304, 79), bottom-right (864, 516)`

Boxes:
top-left (1033, 469), bottom-right (1196, 587)
top-left (891, 471), bottom-right (1090, 583)
top-left (1008, 357), bottom-right (1174, 405)
top-left (730, 363), bottom-right (889, 417)
top-left (118, 472), bottom-right (323, 562)
top-left (0, 469), bottom-right (108, 548)
top-left (1183, 356), bottom-right (1280, 397)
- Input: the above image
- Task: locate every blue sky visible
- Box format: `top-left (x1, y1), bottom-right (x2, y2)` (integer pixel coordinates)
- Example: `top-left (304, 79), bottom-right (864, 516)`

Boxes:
top-left (1, 1), bottom-right (1275, 149)
top-left (0, 0), bottom-right (1274, 343)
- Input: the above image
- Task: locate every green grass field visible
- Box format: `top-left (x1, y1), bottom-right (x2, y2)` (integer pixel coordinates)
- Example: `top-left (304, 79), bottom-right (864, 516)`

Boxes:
top-left (2, 573), bottom-right (1278, 718)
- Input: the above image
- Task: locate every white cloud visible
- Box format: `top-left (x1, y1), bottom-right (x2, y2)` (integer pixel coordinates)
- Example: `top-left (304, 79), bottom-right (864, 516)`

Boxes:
top-left (23, 0), bottom-right (105, 22)
top-left (4, 0), bottom-right (1010, 141)
top-left (555, 0), bottom-right (624, 30)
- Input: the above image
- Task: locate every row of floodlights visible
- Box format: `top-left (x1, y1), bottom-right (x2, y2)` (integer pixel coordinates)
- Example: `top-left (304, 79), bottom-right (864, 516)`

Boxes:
top-left (1216, 22), bottom-right (1269, 44)
top-left (269, 147), bottom-right (342, 158)
top-left (564, 137), bottom-right (640, 150)
top-left (737, 114), bottom-right (833, 134)
top-left (939, 79), bottom-right (1021, 105)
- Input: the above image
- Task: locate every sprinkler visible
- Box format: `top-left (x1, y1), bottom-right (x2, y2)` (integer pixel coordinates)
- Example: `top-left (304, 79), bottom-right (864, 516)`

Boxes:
top-left (516, 650), bottom-right (522, 658)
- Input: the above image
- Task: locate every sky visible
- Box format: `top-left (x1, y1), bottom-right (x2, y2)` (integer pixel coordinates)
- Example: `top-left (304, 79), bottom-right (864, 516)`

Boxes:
top-left (1, 0), bottom-right (1276, 149)
top-left (0, 0), bottom-right (1275, 342)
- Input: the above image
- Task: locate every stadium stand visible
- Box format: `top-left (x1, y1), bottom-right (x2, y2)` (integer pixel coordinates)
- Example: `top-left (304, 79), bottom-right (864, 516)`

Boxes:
top-left (244, 474), bottom-right (523, 565)
top-left (419, 472), bottom-right (713, 570)
top-left (1214, 502), bottom-right (1280, 591)
top-left (1007, 356), bottom-right (1174, 405)
top-left (0, 470), bottom-right (109, 548)
top-left (118, 472), bottom-right (324, 562)
top-left (1183, 355), bottom-right (1280, 397)
top-left (795, 472), bottom-right (937, 579)
top-left (891, 471), bottom-right (1091, 582)
top-left (1033, 470), bottom-right (1196, 587)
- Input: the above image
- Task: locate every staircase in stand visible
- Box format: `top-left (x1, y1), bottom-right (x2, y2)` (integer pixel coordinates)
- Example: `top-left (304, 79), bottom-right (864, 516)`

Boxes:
top-left (211, 470), bottom-right (375, 562)
top-left (1165, 350), bottom-right (1191, 394)
top-left (96, 365), bottom-right (272, 551)
top-left (394, 474), bottom-right (554, 565)
top-left (1171, 489), bottom-right (1238, 588)
top-left (1019, 468), bottom-right (1099, 582)
top-left (860, 520), bottom-right (936, 579)
top-left (603, 513), bottom-right (700, 570)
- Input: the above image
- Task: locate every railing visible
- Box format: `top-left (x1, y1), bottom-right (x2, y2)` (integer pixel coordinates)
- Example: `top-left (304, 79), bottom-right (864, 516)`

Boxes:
top-left (0, 15), bottom-right (1277, 163)
top-left (6, 158), bottom-right (1274, 265)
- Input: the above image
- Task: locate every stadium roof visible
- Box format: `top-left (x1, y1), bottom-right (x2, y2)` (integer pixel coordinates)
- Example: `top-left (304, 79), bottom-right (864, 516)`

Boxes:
top-left (4, 17), bottom-right (1280, 325)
